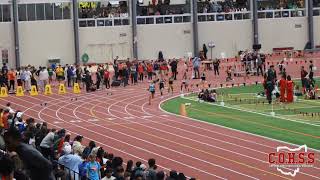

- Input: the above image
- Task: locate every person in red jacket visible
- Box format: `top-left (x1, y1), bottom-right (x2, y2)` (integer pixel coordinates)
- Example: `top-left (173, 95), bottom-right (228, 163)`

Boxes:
top-left (2, 109), bottom-right (9, 130)
top-left (147, 63), bottom-right (153, 80)
top-left (103, 70), bottom-right (110, 89)
top-left (286, 75), bottom-right (294, 103)
top-left (138, 63), bottom-right (144, 82)
top-left (279, 74), bottom-right (287, 102)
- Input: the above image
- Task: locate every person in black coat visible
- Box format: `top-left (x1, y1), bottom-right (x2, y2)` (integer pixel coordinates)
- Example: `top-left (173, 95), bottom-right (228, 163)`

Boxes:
top-left (84, 71), bottom-right (92, 92)
top-left (170, 59), bottom-right (178, 80)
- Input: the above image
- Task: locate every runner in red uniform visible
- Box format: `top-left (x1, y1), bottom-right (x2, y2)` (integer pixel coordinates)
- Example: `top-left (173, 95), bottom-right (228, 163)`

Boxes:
top-left (286, 75), bottom-right (294, 103)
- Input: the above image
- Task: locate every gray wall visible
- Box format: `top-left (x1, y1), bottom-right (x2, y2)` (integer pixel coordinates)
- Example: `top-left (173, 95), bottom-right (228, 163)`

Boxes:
top-left (0, 23), bottom-right (15, 68)
top-left (314, 16), bottom-right (320, 46)
top-left (198, 20), bottom-right (253, 58)
top-left (259, 17), bottom-right (308, 52)
top-left (79, 26), bottom-right (132, 63)
top-left (7, 16), bottom-right (319, 66)
top-left (19, 20), bottom-right (75, 66)
top-left (137, 23), bottom-right (193, 60)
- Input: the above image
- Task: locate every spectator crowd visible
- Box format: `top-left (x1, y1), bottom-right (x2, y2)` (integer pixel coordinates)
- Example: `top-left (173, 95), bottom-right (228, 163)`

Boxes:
top-left (0, 105), bottom-right (196, 180)
top-left (197, 0), bottom-right (249, 13)
top-left (137, 0), bottom-right (190, 16)
top-left (79, 1), bottom-right (129, 19)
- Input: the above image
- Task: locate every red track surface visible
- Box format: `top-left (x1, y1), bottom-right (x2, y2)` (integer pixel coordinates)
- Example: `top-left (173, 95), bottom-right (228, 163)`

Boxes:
top-left (1, 56), bottom-right (320, 180)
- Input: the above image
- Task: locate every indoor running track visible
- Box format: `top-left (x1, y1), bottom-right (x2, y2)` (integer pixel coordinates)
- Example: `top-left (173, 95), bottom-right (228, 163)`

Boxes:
top-left (2, 85), bottom-right (320, 180)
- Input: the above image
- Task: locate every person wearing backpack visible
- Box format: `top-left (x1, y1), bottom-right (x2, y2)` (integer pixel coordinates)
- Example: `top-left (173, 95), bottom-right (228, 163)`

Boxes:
top-left (82, 141), bottom-right (96, 158)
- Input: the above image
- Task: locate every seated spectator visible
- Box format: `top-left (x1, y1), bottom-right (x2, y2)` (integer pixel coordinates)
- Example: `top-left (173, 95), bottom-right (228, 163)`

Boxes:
top-left (146, 158), bottom-right (157, 180)
top-left (58, 143), bottom-right (83, 180)
top-left (294, 85), bottom-right (303, 96)
top-left (6, 103), bottom-right (15, 114)
top-left (114, 166), bottom-right (125, 180)
top-left (101, 167), bottom-right (115, 180)
top-left (0, 154), bottom-right (14, 180)
top-left (156, 171), bottom-right (165, 180)
top-left (82, 140), bottom-right (96, 160)
top-left (72, 135), bottom-right (85, 156)
top-left (125, 160), bottom-right (134, 176)
top-left (4, 128), bottom-right (54, 180)
top-left (167, 170), bottom-right (178, 180)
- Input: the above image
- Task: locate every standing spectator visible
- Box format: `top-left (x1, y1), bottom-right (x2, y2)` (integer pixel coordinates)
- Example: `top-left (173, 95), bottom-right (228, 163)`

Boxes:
top-left (40, 129), bottom-right (56, 160)
top-left (96, 67), bottom-right (102, 90)
top-left (39, 67), bottom-right (49, 92)
top-left (279, 74), bottom-right (287, 103)
top-left (153, 61), bottom-right (160, 78)
top-left (300, 66), bottom-right (308, 91)
top-left (79, 154), bottom-right (89, 180)
top-left (67, 65), bottom-right (73, 87)
top-left (203, 44), bottom-right (208, 59)
top-left (72, 65), bottom-right (77, 86)
top-left (104, 69), bottom-right (111, 89)
top-left (16, 67), bottom-right (22, 86)
top-left (47, 66), bottom-right (54, 85)
top-left (35, 122), bottom-right (48, 149)
top-left (130, 63), bottom-right (137, 85)
top-left (266, 65), bottom-right (276, 104)
top-left (24, 68), bottom-right (32, 91)
top-left (56, 65), bottom-right (64, 84)
top-left (192, 57), bottom-right (201, 79)
top-left (113, 58), bottom-right (119, 80)
top-left (170, 59), bottom-right (178, 80)
top-left (0, 72), bottom-right (7, 88)
top-left (256, 54), bottom-right (263, 76)
top-left (2, 63), bottom-right (8, 75)
top-left (213, 58), bottom-right (220, 76)
top-left (76, 65), bottom-right (83, 85)
top-left (53, 129), bottom-right (66, 156)
top-left (31, 74), bottom-right (38, 91)
top-left (138, 63), bottom-right (144, 82)
top-left (309, 60), bottom-right (314, 84)
top-left (86, 154), bottom-right (101, 180)
top-left (147, 63), bottom-right (153, 80)
top-left (7, 68), bottom-right (15, 92)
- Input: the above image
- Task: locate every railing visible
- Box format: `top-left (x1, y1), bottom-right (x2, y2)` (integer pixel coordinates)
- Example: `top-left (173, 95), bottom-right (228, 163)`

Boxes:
top-left (79, 17), bottom-right (130, 27)
top-left (198, 11), bottom-right (251, 22)
top-left (258, 8), bottom-right (305, 18)
top-left (137, 14), bottom-right (192, 25)
top-left (53, 160), bottom-right (92, 180)
top-left (314, 7), bottom-right (320, 16)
